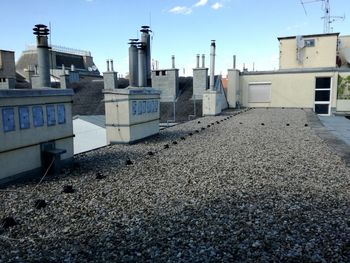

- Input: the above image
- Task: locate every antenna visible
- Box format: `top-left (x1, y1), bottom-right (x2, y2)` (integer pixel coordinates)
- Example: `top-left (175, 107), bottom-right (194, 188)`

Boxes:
top-left (300, 0), bottom-right (345, 33)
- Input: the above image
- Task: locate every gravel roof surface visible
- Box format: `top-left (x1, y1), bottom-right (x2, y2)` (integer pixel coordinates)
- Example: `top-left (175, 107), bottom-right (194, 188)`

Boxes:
top-left (1, 108), bottom-right (350, 262)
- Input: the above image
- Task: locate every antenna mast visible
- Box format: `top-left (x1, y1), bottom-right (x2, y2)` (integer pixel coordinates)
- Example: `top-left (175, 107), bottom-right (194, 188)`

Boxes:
top-left (300, 0), bottom-right (345, 33)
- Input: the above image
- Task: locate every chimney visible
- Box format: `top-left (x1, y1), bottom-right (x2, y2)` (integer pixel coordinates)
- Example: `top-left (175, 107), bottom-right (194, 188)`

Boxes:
top-left (209, 40), bottom-right (216, 91)
top-left (128, 39), bottom-right (139, 87)
top-left (110, 59), bottom-right (114, 72)
top-left (33, 24), bottom-right (50, 87)
top-left (106, 59), bottom-right (110, 72)
top-left (233, 55), bottom-right (236, 69)
top-left (202, 54), bottom-right (205, 68)
top-left (171, 55), bottom-right (175, 69)
top-left (140, 26), bottom-right (151, 83)
top-left (138, 43), bottom-right (146, 87)
top-left (196, 54), bottom-right (200, 68)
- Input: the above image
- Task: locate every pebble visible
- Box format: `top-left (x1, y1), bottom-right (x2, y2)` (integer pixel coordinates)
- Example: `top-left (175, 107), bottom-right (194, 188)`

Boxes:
top-left (1, 108), bottom-right (350, 262)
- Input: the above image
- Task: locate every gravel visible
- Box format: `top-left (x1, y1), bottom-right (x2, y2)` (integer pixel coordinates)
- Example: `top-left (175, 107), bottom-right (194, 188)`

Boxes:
top-left (1, 108), bottom-right (350, 262)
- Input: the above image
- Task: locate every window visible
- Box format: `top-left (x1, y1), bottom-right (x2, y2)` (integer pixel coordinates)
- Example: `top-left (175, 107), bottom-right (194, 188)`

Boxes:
top-left (2, 108), bottom-right (15, 132)
top-left (248, 83), bottom-right (271, 103)
top-left (33, 105), bottom-right (44, 127)
top-left (19, 106), bottom-right (30, 129)
top-left (57, 104), bottom-right (66, 124)
top-left (304, 39), bottom-right (315, 47)
top-left (314, 77), bottom-right (331, 115)
top-left (161, 70), bottom-right (166, 76)
top-left (46, 105), bottom-right (56, 126)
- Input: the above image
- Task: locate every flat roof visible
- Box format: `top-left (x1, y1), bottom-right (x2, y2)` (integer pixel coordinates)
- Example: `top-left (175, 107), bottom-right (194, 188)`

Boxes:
top-left (278, 32), bottom-right (339, 41)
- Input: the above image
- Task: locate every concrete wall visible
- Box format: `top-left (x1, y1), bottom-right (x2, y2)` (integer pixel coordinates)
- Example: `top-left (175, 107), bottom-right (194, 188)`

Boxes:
top-left (238, 71), bottom-right (339, 110)
top-left (193, 68), bottom-right (208, 99)
top-left (279, 34), bottom-right (338, 69)
top-left (104, 88), bottom-right (160, 144)
top-left (0, 50), bottom-right (16, 89)
top-left (227, 69), bottom-right (239, 108)
top-left (339, 35), bottom-right (350, 66)
top-left (0, 89), bottom-right (74, 182)
top-left (151, 69), bottom-right (179, 102)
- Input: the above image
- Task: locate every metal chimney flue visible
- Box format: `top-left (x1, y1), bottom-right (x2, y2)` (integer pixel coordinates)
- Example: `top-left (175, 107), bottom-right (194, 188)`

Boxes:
top-left (233, 55), bottom-right (236, 69)
top-left (171, 55), bottom-right (175, 69)
top-left (106, 59), bottom-right (110, 72)
top-left (33, 24), bottom-right (50, 87)
top-left (110, 59), bottom-right (114, 72)
top-left (128, 39), bottom-right (139, 87)
top-left (140, 26), bottom-right (151, 84)
top-left (209, 40), bottom-right (216, 91)
top-left (196, 54), bottom-right (200, 68)
top-left (202, 54), bottom-right (205, 68)
top-left (138, 44), bottom-right (146, 87)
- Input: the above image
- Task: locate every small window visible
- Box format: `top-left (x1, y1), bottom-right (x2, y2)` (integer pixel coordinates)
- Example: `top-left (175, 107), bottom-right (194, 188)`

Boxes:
top-left (2, 108), bottom-right (15, 132)
top-left (304, 39), bottom-right (315, 47)
top-left (161, 70), bottom-right (166, 76)
top-left (156, 71), bottom-right (160, 76)
top-left (316, 77), bottom-right (331, 89)
top-left (46, 105), bottom-right (56, 126)
top-left (33, 105), bottom-right (44, 127)
top-left (57, 104), bottom-right (66, 124)
top-left (19, 106), bottom-right (30, 129)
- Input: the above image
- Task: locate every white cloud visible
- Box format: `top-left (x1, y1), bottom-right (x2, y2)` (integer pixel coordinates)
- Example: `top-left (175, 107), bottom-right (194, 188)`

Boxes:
top-left (169, 6), bottom-right (192, 15)
top-left (211, 2), bottom-right (223, 10)
top-left (194, 0), bottom-right (208, 7)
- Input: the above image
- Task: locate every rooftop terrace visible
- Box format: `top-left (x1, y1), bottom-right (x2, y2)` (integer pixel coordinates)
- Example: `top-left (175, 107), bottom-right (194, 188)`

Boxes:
top-left (1, 108), bottom-right (350, 262)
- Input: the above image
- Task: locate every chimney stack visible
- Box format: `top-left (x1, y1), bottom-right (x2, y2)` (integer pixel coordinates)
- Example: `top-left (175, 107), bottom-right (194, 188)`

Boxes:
top-left (140, 26), bottom-right (151, 84)
top-left (196, 54), bottom-right (200, 68)
top-left (33, 24), bottom-right (50, 87)
top-left (106, 59), bottom-right (110, 72)
top-left (128, 39), bottom-right (139, 87)
top-left (110, 59), bottom-right (114, 72)
top-left (209, 40), bottom-right (216, 91)
top-left (138, 44), bottom-right (146, 87)
top-left (233, 55), bottom-right (236, 69)
top-left (171, 55), bottom-right (175, 69)
top-left (202, 54), bottom-right (205, 68)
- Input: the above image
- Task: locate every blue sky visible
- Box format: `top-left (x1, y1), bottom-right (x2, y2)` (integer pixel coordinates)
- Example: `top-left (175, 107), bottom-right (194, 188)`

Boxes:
top-left (1, 0), bottom-right (349, 76)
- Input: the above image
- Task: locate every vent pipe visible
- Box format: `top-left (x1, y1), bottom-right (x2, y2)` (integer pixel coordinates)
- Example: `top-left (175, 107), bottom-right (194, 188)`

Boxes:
top-left (140, 26), bottom-right (151, 83)
top-left (233, 55), bottom-right (236, 69)
top-left (209, 40), bottom-right (216, 91)
top-left (110, 59), bottom-right (114, 72)
top-left (196, 54), bottom-right (200, 68)
top-left (202, 54), bottom-right (205, 68)
top-left (106, 59), bottom-right (110, 72)
top-left (33, 24), bottom-right (50, 87)
top-left (138, 43), bottom-right (146, 87)
top-left (128, 39), bottom-right (139, 87)
top-left (172, 55), bottom-right (175, 69)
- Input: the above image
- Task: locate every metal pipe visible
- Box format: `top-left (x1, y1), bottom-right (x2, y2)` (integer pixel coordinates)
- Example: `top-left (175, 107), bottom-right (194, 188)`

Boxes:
top-left (233, 55), bottom-right (236, 69)
top-left (209, 40), bottom-right (216, 91)
top-left (140, 26), bottom-right (151, 81)
top-left (172, 55), bottom-right (175, 69)
top-left (138, 47), bottom-right (146, 87)
top-left (34, 24), bottom-right (51, 87)
top-left (106, 59), bottom-right (110, 72)
top-left (110, 59), bottom-right (114, 72)
top-left (202, 54), bottom-right (205, 68)
top-left (196, 54), bottom-right (200, 68)
top-left (128, 40), bottom-right (138, 87)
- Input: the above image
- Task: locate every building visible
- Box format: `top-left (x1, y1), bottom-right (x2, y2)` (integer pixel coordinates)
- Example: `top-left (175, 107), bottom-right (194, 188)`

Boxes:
top-left (0, 50), bottom-right (16, 89)
top-left (227, 33), bottom-right (350, 116)
top-left (16, 45), bottom-right (100, 83)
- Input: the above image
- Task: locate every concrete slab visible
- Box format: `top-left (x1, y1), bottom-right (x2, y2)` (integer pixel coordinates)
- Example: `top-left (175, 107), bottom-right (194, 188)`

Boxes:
top-left (318, 115), bottom-right (350, 146)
